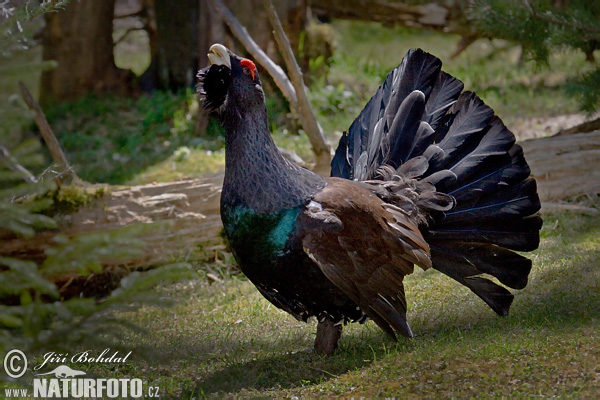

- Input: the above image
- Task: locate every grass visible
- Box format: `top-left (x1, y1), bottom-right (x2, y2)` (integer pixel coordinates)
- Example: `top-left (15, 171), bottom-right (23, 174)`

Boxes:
top-left (42, 91), bottom-right (226, 184)
top-left (317, 21), bottom-right (592, 133)
top-left (128, 148), bottom-right (225, 185)
top-left (28, 210), bottom-right (596, 398)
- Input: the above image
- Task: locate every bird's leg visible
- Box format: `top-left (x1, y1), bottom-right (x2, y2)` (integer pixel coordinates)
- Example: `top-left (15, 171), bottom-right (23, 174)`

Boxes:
top-left (314, 319), bottom-right (342, 355)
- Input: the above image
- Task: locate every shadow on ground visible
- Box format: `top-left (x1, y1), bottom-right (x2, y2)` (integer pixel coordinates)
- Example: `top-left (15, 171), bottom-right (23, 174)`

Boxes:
top-left (163, 213), bottom-right (600, 397)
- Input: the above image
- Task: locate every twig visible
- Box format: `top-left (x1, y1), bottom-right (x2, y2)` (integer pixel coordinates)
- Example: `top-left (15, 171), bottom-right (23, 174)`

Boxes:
top-left (19, 81), bottom-right (75, 183)
top-left (0, 145), bottom-right (37, 183)
top-left (208, 0), bottom-right (298, 108)
top-left (449, 35), bottom-right (478, 60)
top-left (263, 0), bottom-right (331, 172)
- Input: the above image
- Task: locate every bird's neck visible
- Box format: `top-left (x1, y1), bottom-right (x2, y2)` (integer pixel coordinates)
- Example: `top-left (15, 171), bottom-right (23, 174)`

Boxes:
top-left (220, 103), bottom-right (325, 214)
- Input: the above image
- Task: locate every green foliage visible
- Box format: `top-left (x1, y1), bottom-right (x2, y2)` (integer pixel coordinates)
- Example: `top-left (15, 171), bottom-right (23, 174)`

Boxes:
top-left (0, 140), bottom-right (56, 237)
top-left (309, 83), bottom-right (362, 118)
top-left (0, 1), bottom-right (65, 149)
top-left (0, 0), bottom-right (70, 57)
top-left (43, 90), bottom-right (217, 184)
top-left (0, 141), bottom-right (194, 376)
top-left (565, 67), bottom-right (600, 113)
top-left (469, 0), bottom-right (600, 112)
top-left (298, 22), bottom-right (337, 84)
top-left (0, 2), bottom-right (196, 378)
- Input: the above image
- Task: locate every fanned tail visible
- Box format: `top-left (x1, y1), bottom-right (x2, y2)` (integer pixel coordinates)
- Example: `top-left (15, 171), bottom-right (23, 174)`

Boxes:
top-left (332, 49), bottom-right (541, 316)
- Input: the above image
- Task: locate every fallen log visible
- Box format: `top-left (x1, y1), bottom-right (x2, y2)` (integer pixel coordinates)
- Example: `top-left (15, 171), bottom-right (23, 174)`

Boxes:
top-left (0, 174), bottom-right (225, 297)
top-left (521, 130), bottom-right (600, 203)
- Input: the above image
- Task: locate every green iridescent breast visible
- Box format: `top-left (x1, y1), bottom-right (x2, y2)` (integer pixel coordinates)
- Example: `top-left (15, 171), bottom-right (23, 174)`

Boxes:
top-left (221, 206), bottom-right (301, 267)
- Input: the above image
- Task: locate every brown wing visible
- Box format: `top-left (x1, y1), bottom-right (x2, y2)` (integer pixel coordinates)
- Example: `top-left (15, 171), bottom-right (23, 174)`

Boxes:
top-left (300, 178), bottom-right (431, 339)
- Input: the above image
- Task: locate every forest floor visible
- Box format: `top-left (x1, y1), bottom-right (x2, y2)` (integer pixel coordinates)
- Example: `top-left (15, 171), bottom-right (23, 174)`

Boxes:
top-left (42, 211), bottom-right (600, 398)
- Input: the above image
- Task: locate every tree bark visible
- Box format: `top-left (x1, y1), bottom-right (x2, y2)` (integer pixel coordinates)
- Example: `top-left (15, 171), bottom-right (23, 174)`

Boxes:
top-left (139, 0), bottom-right (200, 91)
top-left (40, 0), bottom-right (133, 106)
top-left (556, 116), bottom-right (600, 136)
top-left (521, 130), bottom-right (600, 202)
top-left (311, 0), bottom-right (448, 28)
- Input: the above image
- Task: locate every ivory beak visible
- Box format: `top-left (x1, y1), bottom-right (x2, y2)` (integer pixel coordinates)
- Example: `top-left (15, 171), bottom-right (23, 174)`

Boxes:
top-left (208, 43), bottom-right (231, 68)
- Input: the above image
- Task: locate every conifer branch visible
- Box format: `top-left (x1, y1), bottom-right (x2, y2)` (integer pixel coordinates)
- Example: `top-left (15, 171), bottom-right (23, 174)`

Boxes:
top-left (521, 0), bottom-right (600, 35)
top-left (0, 145), bottom-right (37, 183)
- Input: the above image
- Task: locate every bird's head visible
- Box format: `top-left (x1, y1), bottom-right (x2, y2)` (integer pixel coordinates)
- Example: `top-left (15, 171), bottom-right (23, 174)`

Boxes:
top-left (197, 43), bottom-right (263, 114)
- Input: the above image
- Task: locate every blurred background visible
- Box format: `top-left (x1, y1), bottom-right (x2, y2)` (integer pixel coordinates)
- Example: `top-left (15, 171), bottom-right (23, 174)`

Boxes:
top-left (2, 0), bottom-right (598, 186)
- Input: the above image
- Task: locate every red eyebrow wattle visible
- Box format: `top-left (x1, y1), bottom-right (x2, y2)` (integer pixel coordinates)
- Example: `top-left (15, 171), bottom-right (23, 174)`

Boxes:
top-left (240, 59), bottom-right (256, 79)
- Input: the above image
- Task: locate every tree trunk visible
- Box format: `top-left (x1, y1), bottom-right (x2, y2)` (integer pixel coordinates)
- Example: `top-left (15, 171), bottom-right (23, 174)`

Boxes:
top-left (195, 0), bottom-right (227, 135)
top-left (521, 130), bottom-right (600, 202)
top-left (140, 0), bottom-right (201, 91)
top-left (40, 0), bottom-right (133, 106)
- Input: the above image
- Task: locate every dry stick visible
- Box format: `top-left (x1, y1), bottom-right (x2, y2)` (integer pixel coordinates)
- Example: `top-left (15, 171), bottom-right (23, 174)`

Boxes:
top-left (208, 0), bottom-right (298, 107)
top-left (19, 82), bottom-right (75, 182)
top-left (0, 145), bottom-right (37, 183)
top-left (208, 0), bottom-right (331, 173)
top-left (263, 0), bottom-right (332, 173)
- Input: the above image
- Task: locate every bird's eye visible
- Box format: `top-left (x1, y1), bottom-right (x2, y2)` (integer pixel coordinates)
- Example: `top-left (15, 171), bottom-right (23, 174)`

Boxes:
top-left (240, 58), bottom-right (256, 79)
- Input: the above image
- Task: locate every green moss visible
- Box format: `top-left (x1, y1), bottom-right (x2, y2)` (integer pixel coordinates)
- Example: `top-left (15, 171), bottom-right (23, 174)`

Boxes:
top-left (50, 183), bottom-right (107, 214)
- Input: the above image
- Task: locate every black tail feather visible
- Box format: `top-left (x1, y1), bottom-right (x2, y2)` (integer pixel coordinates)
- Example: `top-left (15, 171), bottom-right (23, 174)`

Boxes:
top-left (425, 71), bottom-right (464, 130)
top-left (386, 90), bottom-right (426, 167)
top-left (332, 49), bottom-right (444, 181)
top-left (431, 246), bottom-right (515, 316)
top-left (331, 48), bottom-right (541, 317)
top-left (427, 214), bottom-right (542, 252)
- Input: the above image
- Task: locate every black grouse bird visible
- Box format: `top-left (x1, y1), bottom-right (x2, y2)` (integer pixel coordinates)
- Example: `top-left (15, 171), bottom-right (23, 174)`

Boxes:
top-left (198, 44), bottom-right (542, 355)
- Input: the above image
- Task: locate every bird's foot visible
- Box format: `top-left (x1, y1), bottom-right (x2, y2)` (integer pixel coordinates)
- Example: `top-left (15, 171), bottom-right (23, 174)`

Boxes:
top-left (314, 319), bottom-right (342, 356)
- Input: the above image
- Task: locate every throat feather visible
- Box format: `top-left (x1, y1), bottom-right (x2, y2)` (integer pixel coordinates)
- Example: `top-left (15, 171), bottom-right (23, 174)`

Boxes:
top-left (222, 112), bottom-right (325, 213)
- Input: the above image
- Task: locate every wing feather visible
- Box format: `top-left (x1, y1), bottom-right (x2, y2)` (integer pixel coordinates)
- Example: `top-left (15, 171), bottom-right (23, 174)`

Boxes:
top-left (301, 178), bottom-right (431, 339)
